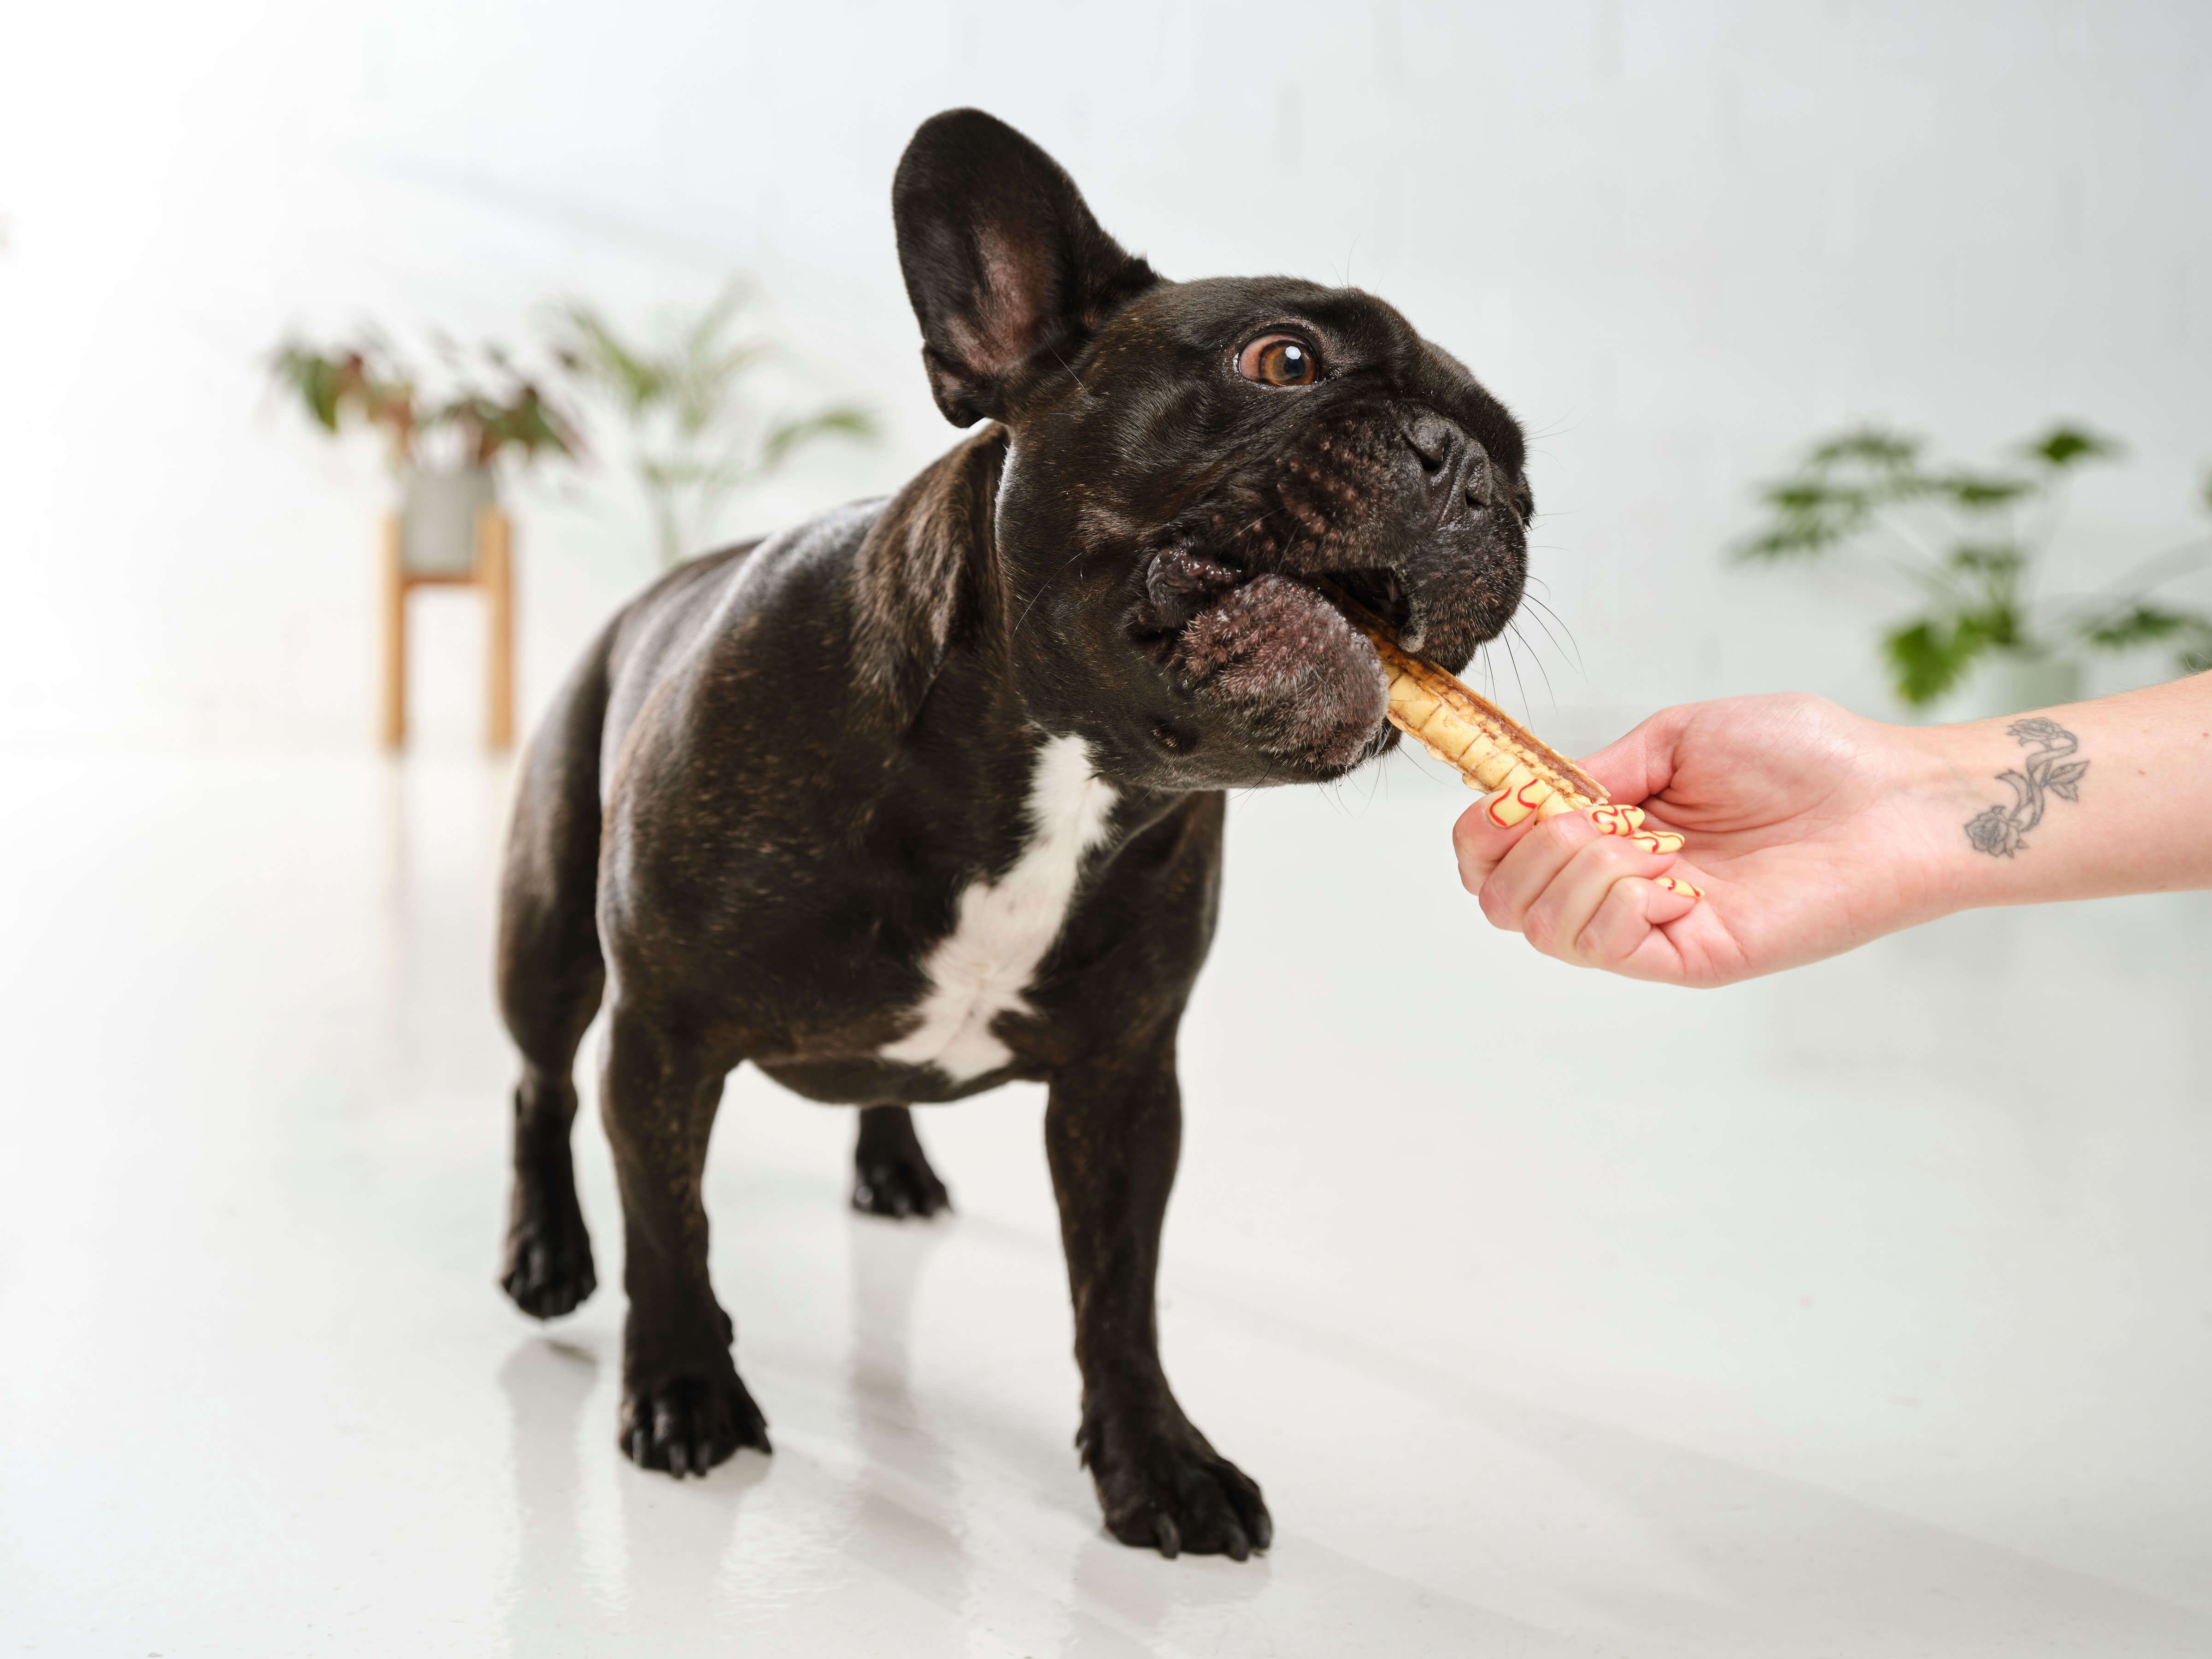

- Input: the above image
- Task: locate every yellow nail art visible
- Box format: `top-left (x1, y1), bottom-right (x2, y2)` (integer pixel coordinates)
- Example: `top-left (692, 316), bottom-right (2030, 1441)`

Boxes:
top-left (1485, 774), bottom-right (1556, 828)
top-left (1657, 876), bottom-right (1703, 900)
top-left (1587, 804), bottom-right (1647, 837)
top-left (1632, 831), bottom-right (1686, 855)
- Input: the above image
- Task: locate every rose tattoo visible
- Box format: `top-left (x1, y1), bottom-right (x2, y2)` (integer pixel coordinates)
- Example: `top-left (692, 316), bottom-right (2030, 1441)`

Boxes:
top-left (1964, 716), bottom-right (2088, 859)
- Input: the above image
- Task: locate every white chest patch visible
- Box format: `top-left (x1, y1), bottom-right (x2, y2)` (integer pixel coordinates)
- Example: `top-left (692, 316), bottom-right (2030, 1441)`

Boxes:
top-left (879, 734), bottom-right (1119, 1082)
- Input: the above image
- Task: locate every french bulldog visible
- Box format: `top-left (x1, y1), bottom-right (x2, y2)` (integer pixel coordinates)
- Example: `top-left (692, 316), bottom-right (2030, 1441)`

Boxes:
top-left (496, 106), bottom-right (1532, 1559)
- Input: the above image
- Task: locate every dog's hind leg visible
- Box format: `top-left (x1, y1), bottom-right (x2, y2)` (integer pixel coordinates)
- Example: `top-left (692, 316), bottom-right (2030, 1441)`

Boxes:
top-left (495, 637), bottom-right (614, 1321)
top-left (851, 1106), bottom-right (952, 1218)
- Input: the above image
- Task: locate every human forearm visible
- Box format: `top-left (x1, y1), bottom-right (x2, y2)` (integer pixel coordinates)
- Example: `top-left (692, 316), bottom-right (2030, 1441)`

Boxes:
top-left (1912, 672), bottom-right (2212, 915)
top-left (1453, 677), bottom-right (2212, 988)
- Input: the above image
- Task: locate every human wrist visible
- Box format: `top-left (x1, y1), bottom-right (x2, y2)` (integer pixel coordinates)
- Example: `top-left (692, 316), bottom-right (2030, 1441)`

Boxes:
top-left (1860, 718), bottom-right (2009, 922)
top-left (1906, 706), bottom-right (2109, 914)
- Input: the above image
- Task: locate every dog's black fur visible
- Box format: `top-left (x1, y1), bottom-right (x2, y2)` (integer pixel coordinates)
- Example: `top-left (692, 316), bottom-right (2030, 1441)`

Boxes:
top-left (496, 108), bottom-right (1530, 1559)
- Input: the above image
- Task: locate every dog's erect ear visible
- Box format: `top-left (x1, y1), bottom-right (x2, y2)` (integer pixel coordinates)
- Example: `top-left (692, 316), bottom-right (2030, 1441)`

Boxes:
top-left (894, 108), bottom-right (1159, 427)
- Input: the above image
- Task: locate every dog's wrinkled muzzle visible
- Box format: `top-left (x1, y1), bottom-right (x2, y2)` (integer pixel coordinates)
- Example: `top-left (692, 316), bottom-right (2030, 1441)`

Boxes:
top-left (1171, 573), bottom-right (1387, 771)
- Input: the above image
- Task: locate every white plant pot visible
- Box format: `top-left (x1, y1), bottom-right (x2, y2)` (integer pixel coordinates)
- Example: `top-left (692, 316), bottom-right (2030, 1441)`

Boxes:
top-left (398, 465), bottom-right (498, 577)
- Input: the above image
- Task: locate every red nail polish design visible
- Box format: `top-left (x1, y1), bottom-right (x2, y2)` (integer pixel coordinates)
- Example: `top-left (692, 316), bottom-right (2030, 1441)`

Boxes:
top-left (1588, 804), bottom-right (1645, 837)
top-left (1485, 777), bottom-right (1554, 829)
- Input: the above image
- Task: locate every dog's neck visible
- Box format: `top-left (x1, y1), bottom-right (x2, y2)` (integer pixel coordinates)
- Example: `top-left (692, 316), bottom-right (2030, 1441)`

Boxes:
top-left (849, 428), bottom-right (1194, 866)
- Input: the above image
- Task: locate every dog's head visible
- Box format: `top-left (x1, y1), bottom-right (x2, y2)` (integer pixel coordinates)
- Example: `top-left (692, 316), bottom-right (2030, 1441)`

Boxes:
top-left (890, 108), bottom-right (1530, 789)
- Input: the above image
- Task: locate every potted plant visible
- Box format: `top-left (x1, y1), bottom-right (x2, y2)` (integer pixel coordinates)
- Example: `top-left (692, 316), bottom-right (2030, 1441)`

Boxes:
top-left (546, 282), bottom-right (875, 569)
top-left (1734, 424), bottom-right (2212, 713)
top-left (268, 332), bottom-right (582, 574)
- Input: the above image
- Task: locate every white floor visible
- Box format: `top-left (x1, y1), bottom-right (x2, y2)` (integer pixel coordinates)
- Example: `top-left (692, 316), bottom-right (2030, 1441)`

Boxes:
top-left (3, 747), bottom-right (2209, 1657)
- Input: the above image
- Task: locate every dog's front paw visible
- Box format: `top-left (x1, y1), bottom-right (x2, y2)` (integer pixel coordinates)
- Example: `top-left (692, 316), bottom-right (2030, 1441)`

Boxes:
top-left (500, 1186), bottom-right (597, 1320)
top-left (1080, 1403), bottom-right (1272, 1560)
top-left (619, 1361), bottom-right (771, 1478)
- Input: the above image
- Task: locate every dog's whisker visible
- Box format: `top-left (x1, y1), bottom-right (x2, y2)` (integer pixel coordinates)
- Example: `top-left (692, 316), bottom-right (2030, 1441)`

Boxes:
top-left (1047, 343), bottom-right (1088, 395)
top-left (1510, 620), bottom-right (1560, 715)
top-left (1499, 629), bottom-right (1535, 724)
top-left (1518, 594), bottom-right (1584, 677)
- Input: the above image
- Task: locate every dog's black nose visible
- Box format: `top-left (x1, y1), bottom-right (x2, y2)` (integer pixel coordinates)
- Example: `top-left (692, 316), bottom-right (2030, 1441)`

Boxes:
top-left (1404, 415), bottom-right (1491, 517)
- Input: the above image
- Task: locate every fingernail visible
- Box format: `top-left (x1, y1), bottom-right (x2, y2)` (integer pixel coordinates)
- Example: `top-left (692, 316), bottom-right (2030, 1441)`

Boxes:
top-left (1657, 876), bottom-right (1702, 900)
top-left (1483, 778), bottom-right (1556, 829)
top-left (1632, 831), bottom-right (1685, 854)
top-left (1587, 804), bottom-right (1647, 837)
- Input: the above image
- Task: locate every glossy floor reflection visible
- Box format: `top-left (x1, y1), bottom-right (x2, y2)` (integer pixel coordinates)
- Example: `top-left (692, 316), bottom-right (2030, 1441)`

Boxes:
top-left (2, 749), bottom-right (2209, 1656)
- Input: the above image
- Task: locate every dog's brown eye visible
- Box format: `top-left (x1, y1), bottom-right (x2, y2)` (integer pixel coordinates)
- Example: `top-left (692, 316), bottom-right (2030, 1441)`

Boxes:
top-left (1237, 334), bottom-right (1317, 387)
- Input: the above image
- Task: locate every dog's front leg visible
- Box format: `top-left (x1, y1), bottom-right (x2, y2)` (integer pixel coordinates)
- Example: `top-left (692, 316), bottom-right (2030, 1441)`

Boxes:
top-left (1046, 1032), bottom-right (1271, 1559)
top-left (601, 1005), bottom-right (769, 1477)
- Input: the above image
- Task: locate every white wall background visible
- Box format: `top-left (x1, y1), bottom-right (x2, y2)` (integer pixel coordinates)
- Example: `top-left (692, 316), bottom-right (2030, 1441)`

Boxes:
top-left (2, 0), bottom-right (2208, 752)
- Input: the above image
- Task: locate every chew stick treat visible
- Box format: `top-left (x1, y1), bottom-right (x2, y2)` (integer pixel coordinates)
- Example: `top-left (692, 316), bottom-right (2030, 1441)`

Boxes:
top-left (1326, 586), bottom-right (1682, 849)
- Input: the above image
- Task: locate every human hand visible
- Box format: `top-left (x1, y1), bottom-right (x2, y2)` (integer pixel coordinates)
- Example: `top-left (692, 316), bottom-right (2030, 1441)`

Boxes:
top-left (1451, 694), bottom-right (1971, 987)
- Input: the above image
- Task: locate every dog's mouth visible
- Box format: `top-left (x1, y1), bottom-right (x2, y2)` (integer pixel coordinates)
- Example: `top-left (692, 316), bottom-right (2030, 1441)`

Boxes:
top-left (1310, 565), bottom-right (1415, 648)
top-left (1130, 546), bottom-right (1419, 657)
top-left (1121, 543), bottom-right (1431, 776)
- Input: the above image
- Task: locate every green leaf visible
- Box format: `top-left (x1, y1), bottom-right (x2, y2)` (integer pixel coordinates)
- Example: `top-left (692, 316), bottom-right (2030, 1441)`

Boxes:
top-left (759, 405), bottom-right (876, 471)
top-left (1765, 483), bottom-right (1840, 512)
top-left (1939, 471), bottom-right (2034, 510)
top-left (2079, 602), bottom-right (2212, 650)
top-left (547, 300), bottom-right (669, 410)
top-left (1806, 428), bottom-right (1921, 470)
top-left (1884, 615), bottom-right (1994, 705)
top-left (2024, 424), bottom-right (2121, 469)
top-left (1731, 489), bottom-right (1871, 561)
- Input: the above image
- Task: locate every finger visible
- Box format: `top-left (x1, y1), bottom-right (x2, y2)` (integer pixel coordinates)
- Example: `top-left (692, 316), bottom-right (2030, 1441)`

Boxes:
top-left (1574, 873), bottom-right (1701, 967)
top-left (1478, 811), bottom-right (1612, 932)
top-left (1516, 833), bottom-right (1685, 958)
top-left (1453, 798), bottom-right (1541, 892)
top-left (1473, 806), bottom-right (1676, 927)
top-left (1455, 797), bottom-right (1653, 895)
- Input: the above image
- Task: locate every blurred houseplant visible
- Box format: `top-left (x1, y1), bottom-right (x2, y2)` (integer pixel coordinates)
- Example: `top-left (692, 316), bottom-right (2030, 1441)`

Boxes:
top-left (547, 283), bottom-right (874, 569)
top-left (268, 332), bottom-right (581, 574)
top-left (1736, 424), bottom-right (2212, 711)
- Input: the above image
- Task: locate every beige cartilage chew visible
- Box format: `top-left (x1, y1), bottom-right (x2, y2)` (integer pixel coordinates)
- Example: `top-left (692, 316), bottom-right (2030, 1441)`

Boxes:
top-left (1327, 589), bottom-right (1618, 830)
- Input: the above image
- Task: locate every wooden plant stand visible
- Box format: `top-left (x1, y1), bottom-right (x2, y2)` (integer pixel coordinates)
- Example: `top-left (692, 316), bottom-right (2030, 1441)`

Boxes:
top-left (380, 506), bottom-right (514, 750)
